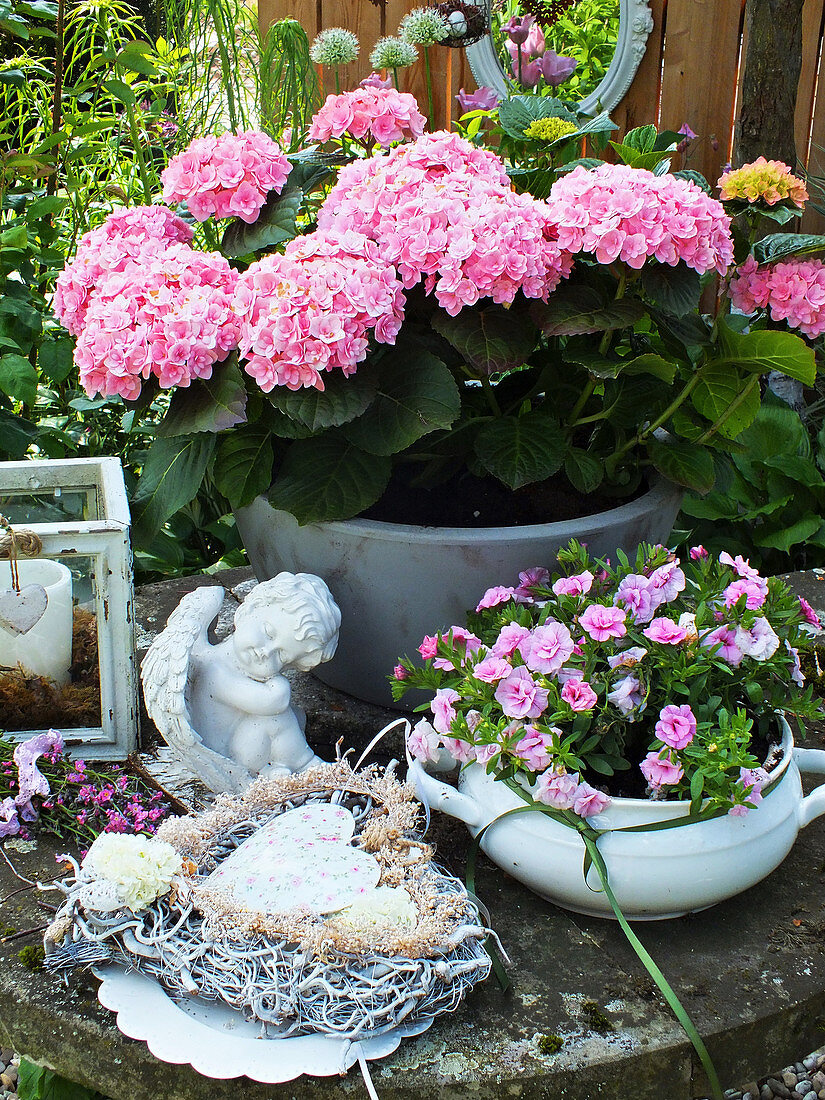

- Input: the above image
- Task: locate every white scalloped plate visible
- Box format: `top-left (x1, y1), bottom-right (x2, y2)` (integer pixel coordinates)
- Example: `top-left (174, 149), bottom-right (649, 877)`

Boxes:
top-left (93, 965), bottom-right (434, 1083)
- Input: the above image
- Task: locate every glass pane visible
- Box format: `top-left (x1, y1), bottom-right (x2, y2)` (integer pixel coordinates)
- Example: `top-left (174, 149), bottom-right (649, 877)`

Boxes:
top-left (0, 487), bottom-right (99, 524)
top-left (0, 552), bottom-right (102, 732)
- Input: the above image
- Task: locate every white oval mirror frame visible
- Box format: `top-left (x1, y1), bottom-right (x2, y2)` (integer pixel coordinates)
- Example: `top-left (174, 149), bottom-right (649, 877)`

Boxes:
top-left (464, 0), bottom-right (654, 117)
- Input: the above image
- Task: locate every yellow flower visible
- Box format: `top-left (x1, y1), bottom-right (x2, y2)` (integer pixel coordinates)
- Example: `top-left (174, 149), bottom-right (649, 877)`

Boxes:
top-left (523, 117), bottom-right (578, 143)
top-left (718, 157), bottom-right (808, 208)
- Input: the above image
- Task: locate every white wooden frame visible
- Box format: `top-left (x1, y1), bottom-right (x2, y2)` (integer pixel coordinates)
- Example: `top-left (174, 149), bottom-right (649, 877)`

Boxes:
top-left (465, 0), bottom-right (654, 116)
top-left (0, 457), bottom-right (137, 759)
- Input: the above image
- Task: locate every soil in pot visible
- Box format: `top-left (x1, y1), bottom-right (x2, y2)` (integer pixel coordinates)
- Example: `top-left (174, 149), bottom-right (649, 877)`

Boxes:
top-left (362, 468), bottom-right (644, 528)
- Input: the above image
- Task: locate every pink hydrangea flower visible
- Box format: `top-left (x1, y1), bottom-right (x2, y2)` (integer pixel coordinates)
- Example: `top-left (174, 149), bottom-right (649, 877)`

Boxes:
top-left (54, 206), bottom-right (194, 336)
top-left (233, 229), bottom-right (405, 392)
top-left (546, 163), bottom-right (734, 275)
top-left (309, 87), bottom-right (426, 148)
top-left (161, 130), bottom-right (291, 223)
top-left (318, 131), bottom-right (574, 316)
top-left (494, 666), bottom-right (549, 719)
top-left (519, 620), bottom-right (574, 674)
top-left (718, 157), bottom-right (808, 207)
top-left (552, 570), bottom-right (594, 597)
top-left (431, 687), bottom-right (461, 734)
top-left (561, 678), bottom-right (598, 711)
top-left (729, 254), bottom-right (825, 339)
top-left (654, 703), bottom-right (696, 749)
top-left (535, 768), bottom-right (579, 810)
top-left (640, 751), bottom-right (684, 788)
top-left (74, 241), bottom-right (239, 400)
top-left (643, 617), bottom-right (688, 645)
top-left (472, 655), bottom-right (513, 683)
top-left (572, 782), bottom-right (610, 818)
top-left (406, 718), bottom-right (442, 763)
top-left (492, 622), bottom-right (532, 658)
top-left (512, 728), bottom-right (554, 771)
top-left (579, 603), bottom-right (627, 641)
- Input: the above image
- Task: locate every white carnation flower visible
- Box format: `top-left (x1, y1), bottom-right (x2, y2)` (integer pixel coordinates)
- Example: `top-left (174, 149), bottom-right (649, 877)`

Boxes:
top-left (83, 833), bottom-right (181, 911)
top-left (330, 886), bottom-right (418, 931)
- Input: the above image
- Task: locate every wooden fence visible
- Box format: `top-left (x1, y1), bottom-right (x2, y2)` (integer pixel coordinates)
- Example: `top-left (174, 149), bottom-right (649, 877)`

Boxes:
top-left (257, 0), bottom-right (824, 227)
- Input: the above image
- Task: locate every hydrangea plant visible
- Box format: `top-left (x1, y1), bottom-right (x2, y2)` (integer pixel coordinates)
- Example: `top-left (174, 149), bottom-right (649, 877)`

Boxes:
top-left (394, 541), bottom-right (823, 817)
top-left (53, 76), bottom-right (822, 539)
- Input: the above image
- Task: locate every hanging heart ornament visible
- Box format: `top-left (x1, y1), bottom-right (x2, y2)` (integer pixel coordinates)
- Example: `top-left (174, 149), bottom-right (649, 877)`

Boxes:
top-left (0, 584), bottom-right (49, 635)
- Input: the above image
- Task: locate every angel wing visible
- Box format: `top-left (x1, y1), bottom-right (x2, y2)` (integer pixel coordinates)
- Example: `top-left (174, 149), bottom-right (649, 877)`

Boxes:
top-left (141, 586), bottom-right (252, 795)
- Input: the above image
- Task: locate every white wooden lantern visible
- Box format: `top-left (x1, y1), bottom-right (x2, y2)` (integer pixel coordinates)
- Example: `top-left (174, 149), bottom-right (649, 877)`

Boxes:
top-left (0, 457), bottom-right (137, 759)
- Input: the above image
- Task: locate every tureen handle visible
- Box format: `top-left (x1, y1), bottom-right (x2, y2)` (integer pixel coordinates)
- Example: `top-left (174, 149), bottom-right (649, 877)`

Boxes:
top-left (793, 746), bottom-right (825, 828)
top-left (407, 759), bottom-right (486, 828)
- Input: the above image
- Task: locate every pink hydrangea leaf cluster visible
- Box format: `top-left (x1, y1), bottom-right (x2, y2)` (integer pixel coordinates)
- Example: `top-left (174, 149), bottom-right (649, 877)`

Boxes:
top-left (728, 255), bottom-right (825, 339)
top-left (718, 157), bottom-right (808, 207)
top-left (53, 206), bottom-right (194, 336)
top-left (74, 240), bottom-right (240, 400)
top-left (318, 131), bottom-right (574, 316)
top-left (546, 162), bottom-right (734, 274)
top-left (161, 130), bottom-right (291, 223)
top-left (233, 230), bottom-right (405, 392)
top-left (309, 87), bottom-right (426, 148)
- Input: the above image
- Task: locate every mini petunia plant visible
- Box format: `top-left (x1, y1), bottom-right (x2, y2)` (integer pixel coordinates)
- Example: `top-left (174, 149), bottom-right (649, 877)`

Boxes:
top-left (393, 541), bottom-right (823, 818)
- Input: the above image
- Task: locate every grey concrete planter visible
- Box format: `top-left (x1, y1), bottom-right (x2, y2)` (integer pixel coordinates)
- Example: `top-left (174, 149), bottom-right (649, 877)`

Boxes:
top-left (235, 477), bottom-right (684, 707)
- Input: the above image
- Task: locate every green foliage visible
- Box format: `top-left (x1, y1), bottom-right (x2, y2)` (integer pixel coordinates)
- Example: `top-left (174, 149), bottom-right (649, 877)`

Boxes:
top-left (17, 1059), bottom-right (104, 1100)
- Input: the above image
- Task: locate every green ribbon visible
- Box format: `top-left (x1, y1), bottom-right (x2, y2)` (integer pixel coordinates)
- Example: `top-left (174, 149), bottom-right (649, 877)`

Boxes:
top-left (463, 772), bottom-right (776, 1100)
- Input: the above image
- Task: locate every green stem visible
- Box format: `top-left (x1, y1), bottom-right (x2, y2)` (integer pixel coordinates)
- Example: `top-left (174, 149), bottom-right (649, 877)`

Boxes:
top-left (206, 0), bottom-right (238, 130)
top-left (392, 66), bottom-right (400, 90)
top-left (481, 375), bottom-right (502, 416)
top-left (597, 268), bottom-right (628, 357)
top-left (120, 84), bottom-right (154, 204)
top-left (605, 368), bottom-right (705, 469)
top-left (334, 67), bottom-right (341, 95)
top-left (567, 377), bottom-right (597, 427)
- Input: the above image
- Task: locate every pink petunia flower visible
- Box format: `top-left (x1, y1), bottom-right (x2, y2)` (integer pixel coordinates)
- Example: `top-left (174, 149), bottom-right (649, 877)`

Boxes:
top-left (512, 728), bottom-right (554, 771)
top-left (473, 655), bottom-right (513, 683)
top-left (519, 621), bottom-right (574, 675)
top-left (431, 688), bottom-right (461, 734)
top-left (643, 617), bottom-right (688, 645)
top-left (551, 570), bottom-right (594, 597)
top-left (407, 718), bottom-right (442, 763)
top-left (654, 703), bottom-right (696, 750)
top-left (561, 678), bottom-right (598, 711)
top-left (606, 673), bottom-right (644, 716)
top-left (640, 751), bottom-right (684, 788)
top-left (494, 666), bottom-right (549, 719)
top-left (492, 622), bottom-right (532, 658)
top-left (579, 603), bottom-right (627, 641)
top-left (572, 782), bottom-right (610, 818)
top-left (535, 769), bottom-right (579, 810)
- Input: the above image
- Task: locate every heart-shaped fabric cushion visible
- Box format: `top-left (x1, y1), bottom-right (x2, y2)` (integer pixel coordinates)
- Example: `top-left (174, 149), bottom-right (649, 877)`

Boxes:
top-left (205, 804), bottom-right (381, 915)
top-left (0, 584), bottom-right (48, 636)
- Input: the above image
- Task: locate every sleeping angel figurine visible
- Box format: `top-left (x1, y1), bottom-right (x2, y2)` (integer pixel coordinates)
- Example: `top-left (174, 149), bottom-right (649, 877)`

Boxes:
top-left (141, 573), bottom-right (341, 794)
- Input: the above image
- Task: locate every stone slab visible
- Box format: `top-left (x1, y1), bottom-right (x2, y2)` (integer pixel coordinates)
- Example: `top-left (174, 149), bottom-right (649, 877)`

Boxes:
top-left (1, 570), bottom-right (824, 1099)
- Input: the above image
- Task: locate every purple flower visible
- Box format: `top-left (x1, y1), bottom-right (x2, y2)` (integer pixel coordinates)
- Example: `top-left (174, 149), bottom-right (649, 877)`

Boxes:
top-left (640, 750), bottom-right (684, 789)
top-left (654, 703), bottom-right (696, 750)
top-left (606, 673), bottom-right (644, 716)
top-left (689, 545), bottom-right (708, 560)
top-left (572, 782), bottom-right (610, 818)
top-left (535, 769), bottom-right (579, 810)
top-left (607, 646), bottom-right (648, 669)
top-left (519, 620), bottom-right (574, 675)
top-left (734, 616), bottom-right (779, 661)
top-left (513, 58), bottom-right (542, 87)
top-left (512, 728), bottom-right (554, 771)
top-left (502, 13), bottom-right (535, 45)
top-left (360, 71), bottom-right (394, 89)
top-left (615, 573), bottom-right (657, 624)
top-left (0, 797), bottom-right (21, 838)
top-left (700, 624), bottom-right (744, 666)
top-left (431, 688), bottom-right (461, 734)
top-left (798, 597), bottom-right (821, 628)
top-left (677, 123), bottom-right (697, 140)
top-left (494, 666), bottom-right (549, 719)
top-left (514, 565), bottom-right (549, 599)
top-left (537, 49), bottom-right (577, 87)
top-left (456, 86), bottom-right (501, 113)
top-left (13, 729), bottom-right (63, 810)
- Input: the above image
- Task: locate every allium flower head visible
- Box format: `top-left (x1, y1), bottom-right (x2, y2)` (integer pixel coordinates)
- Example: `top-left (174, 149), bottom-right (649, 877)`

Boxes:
top-left (370, 36), bottom-right (418, 70)
top-left (399, 7), bottom-right (450, 45)
top-left (310, 27), bottom-right (359, 65)
top-left (718, 156), bottom-right (808, 208)
top-left (524, 116), bottom-right (577, 142)
top-left (546, 162), bottom-right (734, 274)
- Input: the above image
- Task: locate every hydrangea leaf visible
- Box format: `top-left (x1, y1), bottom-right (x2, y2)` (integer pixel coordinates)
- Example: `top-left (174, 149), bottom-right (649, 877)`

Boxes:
top-left (213, 425), bottom-right (274, 508)
top-left (691, 363), bottom-right (761, 439)
top-left (473, 409), bottom-right (566, 490)
top-left (497, 95), bottom-right (577, 140)
top-left (752, 232), bottom-right (825, 264)
top-left (0, 352), bottom-right (37, 405)
top-left (267, 434), bottom-right (390, 523)
top-left (640, 263), bottom-right (702, 317)
top-left (221, 160), bottom-right (332, 258)
top-left (715, 324), bottom-right (816, 384)
top-left (432, 303), bottom-right (539, 377)
top-left (532, 286), bottom-right (645, 337)
top-left (157, 354), bottom-right (247, 437)
top-left (342, 348), bottom-right (460, 455)
top-left (647, 436), bottom-right (715, 492)
top-left (267, 366), bottom-right (379, 431)
top-left (132, 434), bottom-right (216, 540)
top-left (564, 449), bottom-right (604, 494)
